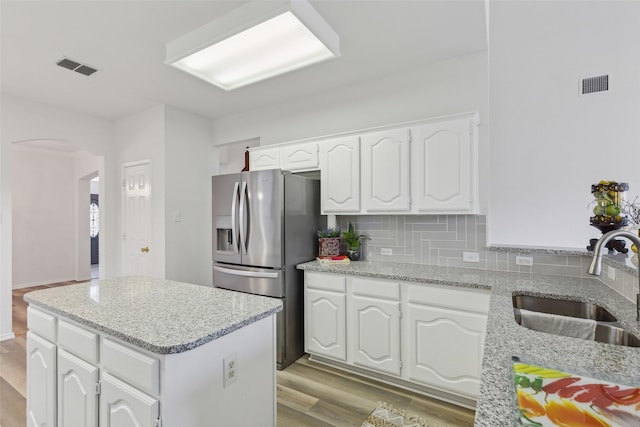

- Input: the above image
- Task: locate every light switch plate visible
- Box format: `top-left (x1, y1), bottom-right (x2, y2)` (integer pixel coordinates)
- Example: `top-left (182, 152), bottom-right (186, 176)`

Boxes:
top-left (381, 248), bottom-right (392, 256)
top-left (516, 256), bottom-right (533, 266)
top-left (463, 251), bottom-right (480, 263)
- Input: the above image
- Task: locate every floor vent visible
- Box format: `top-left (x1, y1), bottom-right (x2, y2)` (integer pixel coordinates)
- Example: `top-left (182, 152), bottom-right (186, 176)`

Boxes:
top-left (56, 57), bottom-right (98, 76)
top-left (582, 75), bottom-right (608, 94)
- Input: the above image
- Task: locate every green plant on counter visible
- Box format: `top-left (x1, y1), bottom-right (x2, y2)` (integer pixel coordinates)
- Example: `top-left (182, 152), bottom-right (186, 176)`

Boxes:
top-left (317, 227), bottom-right (340, 238)
top-left (341, 222), bottom-right (368, 250)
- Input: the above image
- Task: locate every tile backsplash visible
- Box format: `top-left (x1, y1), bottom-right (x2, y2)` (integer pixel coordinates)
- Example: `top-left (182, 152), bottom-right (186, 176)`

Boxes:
top-left (334, 214), bottom-right (639, 303)
top-left (336, 214), bottom-right (639, 302)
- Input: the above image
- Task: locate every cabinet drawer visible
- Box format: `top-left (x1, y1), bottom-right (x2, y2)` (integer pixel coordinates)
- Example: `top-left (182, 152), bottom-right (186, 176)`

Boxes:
top-left (58, 319), bottom-right (99, 364)
top-left (102, 338), bottom-right (159, 395)
top-left (351, 277), bottom-right (399, 300)
top-left (305, 272), bottom-right (346, 293)
top-left (27, 306), bottom-right (57, 342)
top-left (406, 283), bottom-right (490, 314)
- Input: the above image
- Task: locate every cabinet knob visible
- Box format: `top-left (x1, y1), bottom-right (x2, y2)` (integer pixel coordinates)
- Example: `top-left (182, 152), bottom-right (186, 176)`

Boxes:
top-left (141, 247), bottom-right (149, 253)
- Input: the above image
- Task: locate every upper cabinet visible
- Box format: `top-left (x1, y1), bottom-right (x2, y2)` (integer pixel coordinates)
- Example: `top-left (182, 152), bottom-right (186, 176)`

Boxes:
top-left (412, 114), bottom-right (478, 213)
top-left (360, 128), bottom-right (411, 212)
top-left (249, 146), bottom-right (280, 171)
top-left (320, 136), bottom-right (360, 213)
top-left (248, 112), bottom-right (480, 215)
top-left (250, 140), bottom-right (318, 172)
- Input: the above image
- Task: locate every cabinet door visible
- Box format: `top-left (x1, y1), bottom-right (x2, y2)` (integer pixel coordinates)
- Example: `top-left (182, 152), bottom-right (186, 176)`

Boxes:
top-left (249, 147), bottom-right (280, 171)
top-left (305, 288), bottom-right (347, 361)
top-left (27, 332), bottom-right (57, 427)
top-left (100, 372), bottom-right (159, 427)
top-left (320, 135), bottom-right (360, 213)
top-left (406, 302), bottom-right (486, 398)
top-left (361, 128), bottom-right (411, 212)
top-left (58, 349), bottom-right (99, 427)
top-left (280, 142), bottom-right (318, 171)
top-left (350, 295), bottom-right (401, 376)
top-left (413, 116), bottom-right (477, 212)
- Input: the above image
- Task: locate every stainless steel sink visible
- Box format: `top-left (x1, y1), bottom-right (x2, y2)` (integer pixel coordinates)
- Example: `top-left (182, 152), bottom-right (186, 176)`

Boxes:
top-left (595, 324), bottom-right (640, 347)
top-left (513, 294), bottom-right (618, 322)
top-left (512, 294), bottom-right (640, 348)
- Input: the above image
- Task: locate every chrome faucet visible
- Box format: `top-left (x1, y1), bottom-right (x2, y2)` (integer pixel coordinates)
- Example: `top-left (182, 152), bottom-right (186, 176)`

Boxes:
top-left (588, 229), bottom-right (640, 321)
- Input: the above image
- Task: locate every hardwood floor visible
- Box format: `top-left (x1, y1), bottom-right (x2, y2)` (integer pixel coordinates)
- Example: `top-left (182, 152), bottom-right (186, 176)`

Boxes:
top-left (1, 282), bottom-right (475, 427)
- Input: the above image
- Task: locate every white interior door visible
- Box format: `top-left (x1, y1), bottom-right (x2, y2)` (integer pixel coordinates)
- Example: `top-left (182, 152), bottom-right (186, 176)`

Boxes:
top-left (123, 162), bottom-right (151, 276)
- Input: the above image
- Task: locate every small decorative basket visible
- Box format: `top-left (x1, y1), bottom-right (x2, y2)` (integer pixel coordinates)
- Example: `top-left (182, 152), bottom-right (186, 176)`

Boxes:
top-left (318, 237), bottom-right (340, 257)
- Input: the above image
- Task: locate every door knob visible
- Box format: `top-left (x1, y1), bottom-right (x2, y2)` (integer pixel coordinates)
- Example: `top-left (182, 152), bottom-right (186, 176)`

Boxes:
top-left (141, 247), bottom-right (149, 253)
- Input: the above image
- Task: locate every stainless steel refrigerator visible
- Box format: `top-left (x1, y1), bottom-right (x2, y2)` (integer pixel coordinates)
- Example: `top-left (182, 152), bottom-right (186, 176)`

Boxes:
top-left (212, 169), bottom-right (321, 369)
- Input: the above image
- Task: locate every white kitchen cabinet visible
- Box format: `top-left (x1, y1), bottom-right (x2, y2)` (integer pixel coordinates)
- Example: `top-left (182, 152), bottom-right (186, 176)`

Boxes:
top-left (412, 114), bottom-right (479, 213)
top-left (303, 270), bottom-right (489, 405)
top-left (249, 146), bottom-right (280, 171)
top-left (58, 349), bottom-right (99, 427)
top-left (27, 331), bottom-right (57, 427)
top-left (361, 128), bottom-right (411, 212)
top-left (280, 141), bottom-right (318, 171)
top-left (250, 141), bottom-right (319, 172)
top-left (27, 304), bottom-right (276, 427)
top-left (349, 277), bottom-right (401, 376)
top-left (403, 283), bottom-right (489, 399)
top-left (100, 373), bottom-right (159, 427)
top-left (304, 271), bottom-right (347, 361)
top-left (319, 135), bottom-right (360, 213)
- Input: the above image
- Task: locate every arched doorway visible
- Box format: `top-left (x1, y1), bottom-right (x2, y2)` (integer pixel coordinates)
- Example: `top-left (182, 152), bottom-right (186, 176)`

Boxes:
top-left (11, 140), bottom-right (102, 288)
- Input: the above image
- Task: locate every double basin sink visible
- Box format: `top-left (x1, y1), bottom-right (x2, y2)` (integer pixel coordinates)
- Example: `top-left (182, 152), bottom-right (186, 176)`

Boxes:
top-left (513, 294), bottom-right (640, 348)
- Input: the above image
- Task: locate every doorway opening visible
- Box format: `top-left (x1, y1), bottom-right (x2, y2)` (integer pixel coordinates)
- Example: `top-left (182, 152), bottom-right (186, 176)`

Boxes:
top-left (90, 176), bottom-right (99, 279)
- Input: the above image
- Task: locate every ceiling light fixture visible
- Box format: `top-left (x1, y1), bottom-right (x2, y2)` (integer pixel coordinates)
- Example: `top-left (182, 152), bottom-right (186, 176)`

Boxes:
top-left (165, 0), bottom-right (340, 91)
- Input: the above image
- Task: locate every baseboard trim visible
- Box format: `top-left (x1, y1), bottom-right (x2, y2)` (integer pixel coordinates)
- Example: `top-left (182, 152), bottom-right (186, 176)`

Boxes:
top-left (0, 332), bottom-right (16, 342)
top-left (308, 354), bottom-right (477, 410)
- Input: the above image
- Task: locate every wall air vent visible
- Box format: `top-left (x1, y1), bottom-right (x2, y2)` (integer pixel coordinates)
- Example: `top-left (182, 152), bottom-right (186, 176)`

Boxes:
top-left (582, 74), bottom-right (608, 94)
top-left (56, 57), bottom-right (98, 76)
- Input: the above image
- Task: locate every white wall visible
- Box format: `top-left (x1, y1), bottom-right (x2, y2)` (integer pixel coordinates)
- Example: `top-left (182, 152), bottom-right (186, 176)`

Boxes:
top-left (12, 145), bottom-right (76, 287)
top-left (164, 105), bottom-right (217, 286)
top-left (11, 146), bottom-right (98, 287)
top-left (0, 93), bottom-right (116, 340)
top-left (488, 0), bottom-right (640, 248)
top-left (115, 105), bottom-right (166, 279)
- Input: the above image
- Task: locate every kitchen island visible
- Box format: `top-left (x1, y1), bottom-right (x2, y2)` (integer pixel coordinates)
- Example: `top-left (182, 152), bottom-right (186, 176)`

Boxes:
top-left (297, 260), bottom-right (640, 426)
top-left (24, 276), bottom-right (282, 427)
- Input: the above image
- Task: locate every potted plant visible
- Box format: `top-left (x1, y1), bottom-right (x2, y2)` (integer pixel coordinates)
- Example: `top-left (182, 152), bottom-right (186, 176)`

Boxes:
top-left (341, 222), bottom-right (367, 261)
top-left (317, 227), bottom-right (341, 257)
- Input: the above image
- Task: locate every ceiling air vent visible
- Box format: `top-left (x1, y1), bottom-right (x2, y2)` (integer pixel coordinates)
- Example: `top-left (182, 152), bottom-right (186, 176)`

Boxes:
top-left (582, 74), bottom-right (608, 95)
top-left (56, 57), bottom-right (98, 76)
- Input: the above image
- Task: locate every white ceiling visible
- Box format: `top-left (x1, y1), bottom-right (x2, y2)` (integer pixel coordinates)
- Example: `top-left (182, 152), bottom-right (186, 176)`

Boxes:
top-left (0, 0), bottom-right (488, 121)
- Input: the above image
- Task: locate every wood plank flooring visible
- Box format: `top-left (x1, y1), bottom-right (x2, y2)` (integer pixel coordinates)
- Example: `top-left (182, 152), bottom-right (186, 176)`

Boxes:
top-left (1, 282), bottom-right (475, 427)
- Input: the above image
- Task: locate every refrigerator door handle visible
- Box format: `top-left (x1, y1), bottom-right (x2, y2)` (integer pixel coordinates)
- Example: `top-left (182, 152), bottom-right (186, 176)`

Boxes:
top-left (231, 181), bottom-right (240, 253)
top-left (239, 180), bottom-right (248, 254)
top-left (213, 265), bottom-right (279, 279)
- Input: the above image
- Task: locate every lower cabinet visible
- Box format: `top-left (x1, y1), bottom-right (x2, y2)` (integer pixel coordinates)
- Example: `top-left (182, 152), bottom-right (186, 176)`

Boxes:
top-left (304, 271), bottom-right (490, 403)
top-left (27, 306), bottom-right (276, 427)
top-left (405, 295), bottom-right (488, 398)
top-left (26, 331), bottom-right (57, 427)
top-left (304, 272), bottom-right (347, 361)
top-left (58, 349), bottom-right (99, 427)
top-left (350, 277), bottom-right (401, 376)
top-left (100, 373), bottom-right (159, 427)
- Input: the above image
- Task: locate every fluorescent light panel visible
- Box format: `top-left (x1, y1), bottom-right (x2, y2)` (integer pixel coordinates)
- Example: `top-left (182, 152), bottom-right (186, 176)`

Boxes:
top-left (166, 0), bottom-right (339, 91)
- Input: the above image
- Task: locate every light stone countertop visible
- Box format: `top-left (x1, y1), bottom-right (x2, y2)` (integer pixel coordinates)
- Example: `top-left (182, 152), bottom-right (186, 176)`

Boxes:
top-left (24, 276), bottom-right (282, 355)
top-left (297, 260), bottom-right (640, 426)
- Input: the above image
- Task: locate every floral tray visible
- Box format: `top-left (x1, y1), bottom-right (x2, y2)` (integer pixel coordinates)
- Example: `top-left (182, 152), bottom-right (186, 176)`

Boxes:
top-left (513, 359), bottom-right (640, 426)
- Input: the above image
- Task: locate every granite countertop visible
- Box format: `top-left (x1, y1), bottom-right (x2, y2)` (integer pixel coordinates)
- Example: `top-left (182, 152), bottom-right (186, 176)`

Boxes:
top-left (24, 276), bottom-right (282, 355)
top-left (297, 260), bottom-right (640, 426)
